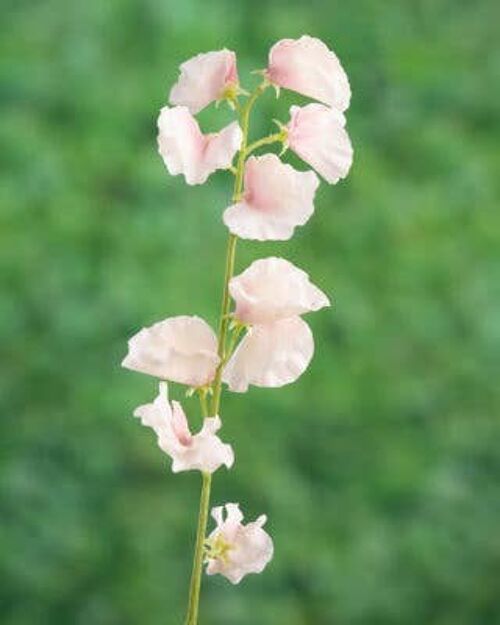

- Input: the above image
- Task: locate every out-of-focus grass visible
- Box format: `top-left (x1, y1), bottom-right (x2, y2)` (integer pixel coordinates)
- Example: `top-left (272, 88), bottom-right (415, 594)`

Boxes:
top-left (1, 1), bottom-right (499, 624)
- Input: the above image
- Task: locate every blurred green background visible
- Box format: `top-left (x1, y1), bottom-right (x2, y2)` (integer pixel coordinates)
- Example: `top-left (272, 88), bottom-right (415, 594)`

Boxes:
top-left (1, 1), bottom-right (499, 624)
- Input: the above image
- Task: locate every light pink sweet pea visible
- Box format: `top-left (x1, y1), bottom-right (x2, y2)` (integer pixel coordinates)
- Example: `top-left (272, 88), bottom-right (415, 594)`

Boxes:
top-left (122, 315), bottom-right (220, 387)
top-left (266, 35), bottom-right (351, 112)
top-left (134, 383), bottom-right (234, 473)
top-left (169, 49), bottom-right (239, 115)
top-left (205, 503), bottom-right (273, 584)
top-left (285, 104), bottom-right (353, 184)
top-left (230, 257), bottom-right (330, 324)
top-left (223, 317), bottom-right (314, 392)
top-left (157, 106), bottom-right (242, 185)
top-left (223, 154), bottom-right (319, 241)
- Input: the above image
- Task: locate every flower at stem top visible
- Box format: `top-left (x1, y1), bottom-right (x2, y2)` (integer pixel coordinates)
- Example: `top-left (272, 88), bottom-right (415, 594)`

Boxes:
top-left (205, 503), bottom-right (273, 584)
top-left (134, 382), bottom-right (234, 473)
top-left (169, 49), bottom-right (239, 114)
top-left (157, 106), bottom-right (242, 185)
top-left (265, 35), bottom-right (351, 112)
top-left (122, 315), bottom-right (220, 387)
top-left (223, 154), bottom-right (319, 241)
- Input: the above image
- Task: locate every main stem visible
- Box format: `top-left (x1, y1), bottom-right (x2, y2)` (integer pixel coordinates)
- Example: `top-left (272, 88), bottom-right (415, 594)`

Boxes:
top-left (183, 83), bottom-right (266, 625)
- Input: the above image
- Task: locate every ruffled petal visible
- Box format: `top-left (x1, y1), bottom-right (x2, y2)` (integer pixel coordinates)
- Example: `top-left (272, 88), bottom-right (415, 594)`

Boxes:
top-left (122, 315), bottom-right (220, 387)
top-left (266, 35), bottom-right (351, 111)
top-left (206, 503), bottom-right (274, 584)
top-left (169, 49), bottom-right (238, 114)
top-left (286, 104), bottom-right (353, 184)
top-left (157, 106), bottom-right (242, 185)
top-left (230, 257), bottom-right (330, 324)
top-left (223, 317), bottom-right (314, 392)
top-left (223, 154), bottom-right (319, 241)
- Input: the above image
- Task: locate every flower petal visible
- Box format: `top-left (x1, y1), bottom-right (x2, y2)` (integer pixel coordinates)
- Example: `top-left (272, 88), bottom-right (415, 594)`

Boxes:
top-left (133, 384), bottom-right (233, 474)
top-left (157, 106), bottom-right (242, 185)
top-left (122, 315), bottom-right (220, 387)
top-left (169, 49), bottom-right (238, 114)
top-left (223, 154), bottom-right (319, 241)
top-left (266, 35), bottom-right (351, 111)
top-left (286, 104), bottom-right (353, 184)
top-left (230, 257), bottom-right (330, 324)
top-left (223, 317), bottom-right (314, 392)
top-left (206, 503), bottom-right (274, 584)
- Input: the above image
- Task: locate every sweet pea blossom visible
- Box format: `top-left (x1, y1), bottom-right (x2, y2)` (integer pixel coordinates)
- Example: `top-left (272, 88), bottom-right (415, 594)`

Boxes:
top-left (157, 106), bottom-right (242, 185)
top-left (205, 503), bottom-right (273, 584)
top-left (223, 317), bottom-right (314, 392)
top-left (223, 154), bottom-right (319, 241)
top-left (285, 104), bottom-right (353, 184)
top-left (169, 49), bottom-right (239, 115)
top-left (134, 383), bottom-right (234, 473)
top-left (266, 35), bottom-right (351, 112)
top-left (122, 316), bottom-right (220, 387)
top-left (230, 257), bottom-right (330, 324)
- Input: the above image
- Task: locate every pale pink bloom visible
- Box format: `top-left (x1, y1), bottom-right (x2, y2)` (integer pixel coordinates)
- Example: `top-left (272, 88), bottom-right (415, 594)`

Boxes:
top-left (230, 257), bottom-right (330, 324)
top-left (223, 317), bottom-right (314, 392)
top-left (122, 316), bottom-right (220, 387)
top-left (157, 106), bottom-right (242, 185)
top-left (223, 154), bottom-right (319, 241)
top-left (205, 503), bottom-right (273, 584)
top-left (285, 104), bottom-right (353, 184)
top-left (134, 383), bottom-right (234, 473)
top-left (266, 35), bottom-right (351, 112)
top-left (169, 49), bottom-right (239, 115)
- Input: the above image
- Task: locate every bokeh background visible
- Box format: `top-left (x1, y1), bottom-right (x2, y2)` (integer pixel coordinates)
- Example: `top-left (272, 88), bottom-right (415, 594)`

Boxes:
top-left (1, 1), bottom-right (499, 624)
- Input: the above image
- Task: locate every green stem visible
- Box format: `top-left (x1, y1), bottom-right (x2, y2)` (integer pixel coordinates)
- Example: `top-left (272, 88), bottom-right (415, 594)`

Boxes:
top-left (183, 80), bottom-right (268, 625)
top-left (245, 132), bottom-right (284, 156)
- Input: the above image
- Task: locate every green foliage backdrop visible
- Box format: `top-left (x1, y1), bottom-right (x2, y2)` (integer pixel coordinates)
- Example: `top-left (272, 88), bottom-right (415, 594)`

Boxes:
top-left (1, 1), bottom-right (499, 624)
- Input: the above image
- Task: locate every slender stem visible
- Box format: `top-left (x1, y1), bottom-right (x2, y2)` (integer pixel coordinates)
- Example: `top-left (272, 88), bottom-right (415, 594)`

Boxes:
top-left (184, 471), bottom-right (211, 625)
top-left (245, 132), bottom-right (284, 156)
top-left (183, 80), bottom-right (268, 625)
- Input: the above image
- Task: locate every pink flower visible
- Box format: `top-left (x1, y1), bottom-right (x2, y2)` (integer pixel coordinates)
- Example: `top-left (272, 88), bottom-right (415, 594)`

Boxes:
top-left (157, 106), bottom-right (242, 185)
top-left (169, 49), bottom-right (239, 115)
top-left (134, 383), bottom-right (234, 473)
top-left (285, 104), bottom-right (353, 184)
top-left (205, 503), bottom-right (273, 584)
top-left (266, 35), bottom-right (351, 112)
top-left (122, 316), bottom-right (220, 387)
top-left (223, 317), bottom-right (314, 392)
top-left (230, 257), bottom-right (330, 324)
top-left (223, 154), bottom-right (319, 241)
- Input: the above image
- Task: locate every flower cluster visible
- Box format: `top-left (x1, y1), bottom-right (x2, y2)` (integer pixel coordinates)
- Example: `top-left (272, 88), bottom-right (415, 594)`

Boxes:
top-left (122, 34), bottom-right (352, 617)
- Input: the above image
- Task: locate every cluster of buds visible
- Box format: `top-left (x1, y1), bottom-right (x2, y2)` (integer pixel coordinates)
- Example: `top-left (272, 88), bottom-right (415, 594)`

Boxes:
top-left (122, 34), bottom-right (353, 620)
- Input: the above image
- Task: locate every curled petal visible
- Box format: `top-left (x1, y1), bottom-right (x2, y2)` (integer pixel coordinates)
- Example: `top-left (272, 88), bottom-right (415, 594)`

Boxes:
top-left (266, 35), bottom-right (351, 111)
top-left (223, 154), bottom-right (319, 241)
top-left (122, 315), bottom-right (220, 387)
top-left (169, 49), bottom-right (238, 114)
top-left (206, 503), bottom-right (274, 584)
top-left (133, 383), bottom-right (234, 474)
top-left (230, 257), bottom-right (330, 324)
top-left (223, 317), bottom-right (314, 392)
top-left (157, 106), bottom-right (242, 185)
top-left (286, 104), bottom-right (353, 184)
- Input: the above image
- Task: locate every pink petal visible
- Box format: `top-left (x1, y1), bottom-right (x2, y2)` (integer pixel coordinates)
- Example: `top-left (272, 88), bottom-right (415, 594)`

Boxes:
top-left (222, 317), bottom-right (314, 392)
top-left (133, 384), bottom-right (233, 474)
top-left (122, 315), bottom-right (220, 387)
top-left (169, 49), bottom-right (238, 114)
top-left (157, 106), bottom-right (242, 185)
top-left (266, 35), bottom-right (351, 111)
top-left (223, 154), bottom-right (319, 241)
top-left (230, 257), bottom-right (330, 324)
top-left (286, 104), bottom-right (353, 184)
top-left (206, 503), bottom-right (274, 584)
